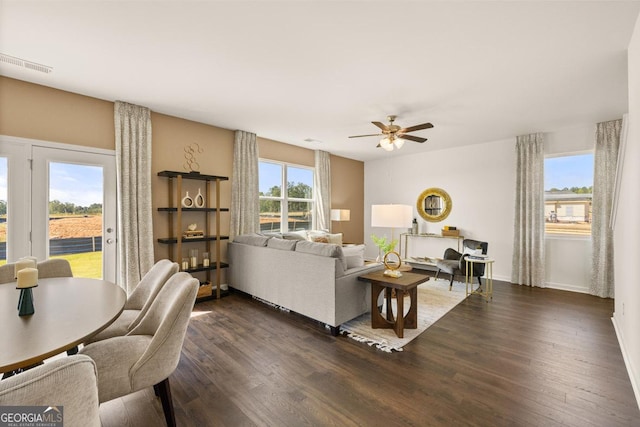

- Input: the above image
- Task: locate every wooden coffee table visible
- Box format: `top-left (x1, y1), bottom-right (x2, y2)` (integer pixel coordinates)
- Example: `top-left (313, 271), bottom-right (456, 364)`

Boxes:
top-left (358, 270), bottom-right (430, 338)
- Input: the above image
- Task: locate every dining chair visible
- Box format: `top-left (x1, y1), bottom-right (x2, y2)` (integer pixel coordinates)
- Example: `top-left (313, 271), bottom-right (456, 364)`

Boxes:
top-left (85, 259), bottom-right (179, 344)
top-left (79, 271), bottom-right (199, 427)
top-left (1, 259), bottom-right (72, 284)
top-left (37, 258), bottom-right (73, 278)
top-left (0, 262), bottom-right (15, 284)
top-left (435, 239), bottom-right (489, 290)
top-left (0, 355), bottom-right (101, 427)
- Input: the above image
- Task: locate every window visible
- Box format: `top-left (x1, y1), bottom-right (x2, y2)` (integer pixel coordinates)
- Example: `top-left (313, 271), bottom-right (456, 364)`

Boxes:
top-left (544, 153), bottom-right (594, 236)
top-left (259, 160), bottom-right (314, 233)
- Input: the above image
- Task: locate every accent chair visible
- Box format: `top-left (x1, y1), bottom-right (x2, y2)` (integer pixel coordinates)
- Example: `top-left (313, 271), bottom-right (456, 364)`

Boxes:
top-left (435, 239), bottom-right (489, 290)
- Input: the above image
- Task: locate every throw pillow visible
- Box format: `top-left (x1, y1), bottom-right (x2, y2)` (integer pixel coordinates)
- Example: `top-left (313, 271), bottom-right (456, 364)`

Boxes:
top-left (296, 240), bottom-right (343, 258)
top-left (282, 230), bottom-right (308, 240)
top-left (307, 231), bottom-right (343, 246)
top-left (326, 233), bottom-right (343, 245)
top-left (267, 238), bottom-right (298, 251)
top-left (342, 244), bottom-right (365, 268)
top-left (464, 245), bottom-right (483, 256)
top-left (233, 234), bottom-right (271, 246)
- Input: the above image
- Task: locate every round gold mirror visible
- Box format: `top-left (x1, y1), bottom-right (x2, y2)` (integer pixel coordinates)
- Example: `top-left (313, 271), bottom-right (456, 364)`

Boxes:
top-left (416, 188), bottom-right (452, 222)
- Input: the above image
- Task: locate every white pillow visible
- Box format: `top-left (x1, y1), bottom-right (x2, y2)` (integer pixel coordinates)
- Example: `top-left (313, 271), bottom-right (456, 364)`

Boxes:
top-left (327, 233), bottom-right (343, 245)
top-left (307, 231), bottom-right (343, 246)
top-left (463, 246), bottom-right (482, 256)
top-left (342, 244), bottom-right (365, 268)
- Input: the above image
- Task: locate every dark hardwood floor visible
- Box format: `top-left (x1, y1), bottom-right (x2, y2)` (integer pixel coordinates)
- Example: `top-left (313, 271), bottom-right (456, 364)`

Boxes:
top-left (100, 279), bottom-right (640, 426)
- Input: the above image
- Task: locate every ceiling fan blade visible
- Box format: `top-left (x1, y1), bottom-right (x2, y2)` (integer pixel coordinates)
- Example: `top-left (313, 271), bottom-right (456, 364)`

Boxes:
top-left (372, 121), bottom-right (388, 131)
top-left (348, 133), bottom-right (382, 138)
top-left (399, 122), bottom-right (434, 133)
top-left (398, 134), bottom-right (427, 143)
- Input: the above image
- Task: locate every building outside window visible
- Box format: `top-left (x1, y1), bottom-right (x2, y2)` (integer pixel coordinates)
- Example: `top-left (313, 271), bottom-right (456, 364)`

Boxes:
top-left (259, 160), bottom-right (314, 233)
top-left (544, 153), bottom-right (594, 236)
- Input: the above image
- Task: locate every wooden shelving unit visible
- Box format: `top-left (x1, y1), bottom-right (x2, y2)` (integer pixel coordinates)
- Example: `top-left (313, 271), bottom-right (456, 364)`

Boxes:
top-left (157, 170), bottom-right (229, 299)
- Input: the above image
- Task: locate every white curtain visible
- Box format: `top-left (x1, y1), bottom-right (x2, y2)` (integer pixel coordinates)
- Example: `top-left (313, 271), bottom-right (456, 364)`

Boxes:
top-left (591, 119), bottom-right (622, 298)
top-left (230, 130), bottom-right (259, 239)
top-left (114, 101), bottom-right (154, 294)
top-left (512, 133), bottom-right (545, 287)
top-left (314, 150), bottom-right (331, 232)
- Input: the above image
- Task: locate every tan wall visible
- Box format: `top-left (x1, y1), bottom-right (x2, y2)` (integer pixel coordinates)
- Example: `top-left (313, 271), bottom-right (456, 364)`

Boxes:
top-left (0, 77), bottom-right (114, 149)
top-left (0, 77), bottom-right (366, 271)
top-left (329, 154), bottom-right (364, 244)
top-left (258, 136), bottom-right (315, 166)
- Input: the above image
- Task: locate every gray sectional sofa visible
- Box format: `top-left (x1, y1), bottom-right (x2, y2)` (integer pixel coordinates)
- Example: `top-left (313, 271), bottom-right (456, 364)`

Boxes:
top-left (228, 233), bottom-right (382, 335)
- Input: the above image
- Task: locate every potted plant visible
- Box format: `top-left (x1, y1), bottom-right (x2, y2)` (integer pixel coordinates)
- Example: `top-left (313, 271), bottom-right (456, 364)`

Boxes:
top-left (371, 234), bottom-right (398, 262)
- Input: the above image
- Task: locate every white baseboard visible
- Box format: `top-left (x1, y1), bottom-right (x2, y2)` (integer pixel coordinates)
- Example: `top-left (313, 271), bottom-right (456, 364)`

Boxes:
top-left (612, 314), bottom-right (640, 411)
top-left (544, 281), bottom-right (590, 294)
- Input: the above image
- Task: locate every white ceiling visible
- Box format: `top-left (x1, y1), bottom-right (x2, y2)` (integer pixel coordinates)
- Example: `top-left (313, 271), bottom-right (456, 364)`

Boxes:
top-left (1, 1), bottom-right (638, 161)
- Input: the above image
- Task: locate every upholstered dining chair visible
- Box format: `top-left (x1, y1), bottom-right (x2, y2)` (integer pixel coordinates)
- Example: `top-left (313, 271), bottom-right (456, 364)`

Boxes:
top-left (1, 259), bottom-right (73, 284)
top-left (435, 239), bottom-right (489, 290)
top-left (0, 262), bottom-right (15, 284)
top-left (37, 258), bottom-right (74, 278)
top-left (79, 271), bottom-right (199, 427)
top-left (0, 355), bottom-right (101, 427)
top-left (85, 259), bottom-right (179, 344)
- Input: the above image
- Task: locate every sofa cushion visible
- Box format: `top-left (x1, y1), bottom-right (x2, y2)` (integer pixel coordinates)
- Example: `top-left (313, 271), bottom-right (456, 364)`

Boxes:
top-left (233, 234), bottom-right (271, 246)
top-left (342, 244), bottom-right (365, 268)
top-left (267, 238), bottom-right (298, 251)
top-left (295, 240), bottom-right (342, 257)
top-left (282, 230), bottom-right (308, 240)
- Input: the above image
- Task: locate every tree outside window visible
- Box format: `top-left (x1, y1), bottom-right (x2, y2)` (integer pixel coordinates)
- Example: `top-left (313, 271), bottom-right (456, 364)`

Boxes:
top-left (259, 161), bottom-right (313, 233)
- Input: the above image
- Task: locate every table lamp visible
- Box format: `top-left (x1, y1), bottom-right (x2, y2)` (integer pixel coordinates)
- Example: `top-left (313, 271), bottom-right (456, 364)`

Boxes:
top-left (330, 209), bottom-right (350, 235)
top-left (371, 204), bottom-right (412, 277)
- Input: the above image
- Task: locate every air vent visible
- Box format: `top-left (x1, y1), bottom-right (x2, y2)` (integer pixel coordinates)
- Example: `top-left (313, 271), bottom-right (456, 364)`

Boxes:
top-left (0, 53), bottom-right (53, 74)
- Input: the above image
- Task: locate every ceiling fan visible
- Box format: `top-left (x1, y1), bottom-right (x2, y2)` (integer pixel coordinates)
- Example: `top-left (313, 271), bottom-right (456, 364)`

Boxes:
top-left (348, 115), bottom-right (434, 151)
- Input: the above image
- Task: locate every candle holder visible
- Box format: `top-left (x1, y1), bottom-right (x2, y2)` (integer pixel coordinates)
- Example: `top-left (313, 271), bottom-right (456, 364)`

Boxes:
top-left (17, 284), bottom-right (37, 316)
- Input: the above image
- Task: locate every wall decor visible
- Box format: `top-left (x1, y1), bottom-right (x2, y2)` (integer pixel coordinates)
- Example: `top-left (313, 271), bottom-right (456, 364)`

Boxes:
top-left (416, 188), bottom-right (452, 222)
top-left (183, 143), bottom-right (204, 173)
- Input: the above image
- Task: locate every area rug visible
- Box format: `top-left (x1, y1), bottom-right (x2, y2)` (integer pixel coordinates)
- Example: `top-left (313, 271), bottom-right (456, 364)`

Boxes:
top-left (340, 278), bottom-right (474, 352)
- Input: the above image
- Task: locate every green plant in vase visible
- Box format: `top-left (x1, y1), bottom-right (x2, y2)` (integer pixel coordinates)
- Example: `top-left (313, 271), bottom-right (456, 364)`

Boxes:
top-left (371, 234), bottom-right (398, 262)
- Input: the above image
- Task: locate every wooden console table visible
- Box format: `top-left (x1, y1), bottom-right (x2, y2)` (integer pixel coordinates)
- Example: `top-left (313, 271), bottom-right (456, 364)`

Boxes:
top-left (357, 270), bottom-right (430, 338)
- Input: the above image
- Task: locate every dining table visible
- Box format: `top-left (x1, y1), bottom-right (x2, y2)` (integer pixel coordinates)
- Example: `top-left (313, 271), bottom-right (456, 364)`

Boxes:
top-left (0, 276), bottom-right (126, 373)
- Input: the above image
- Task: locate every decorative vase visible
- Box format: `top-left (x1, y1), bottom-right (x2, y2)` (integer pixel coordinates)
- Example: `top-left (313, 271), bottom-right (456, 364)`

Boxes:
top-left (181, 192), bottom-right (194, 208)
top-left (194, 188), bottom-right (205, 208)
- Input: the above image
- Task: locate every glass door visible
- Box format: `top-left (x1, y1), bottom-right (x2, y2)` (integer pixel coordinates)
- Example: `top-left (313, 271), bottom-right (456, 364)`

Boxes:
top-left (0, 140), bottom-right (31, 264)
top-left (32, 146), bottom-right (116, 282)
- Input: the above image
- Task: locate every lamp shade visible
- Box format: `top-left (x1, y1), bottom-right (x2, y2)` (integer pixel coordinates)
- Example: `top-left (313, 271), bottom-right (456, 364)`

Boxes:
top-left (371, 204), bottom-right (412, 228)
top-left (331, 209), bottom-right (351, 221)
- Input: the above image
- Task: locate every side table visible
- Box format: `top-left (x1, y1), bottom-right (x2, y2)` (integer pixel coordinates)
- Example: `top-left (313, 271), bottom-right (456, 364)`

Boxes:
top-left (357, 270), bottom-right (430, 338)
top-left (465, 257), bottom-right (495, 302)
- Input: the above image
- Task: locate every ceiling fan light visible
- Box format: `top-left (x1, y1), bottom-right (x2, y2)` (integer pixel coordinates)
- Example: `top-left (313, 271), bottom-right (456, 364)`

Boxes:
top-left (380, 137), bottom-right (394, 151)
top-left (394, 138), bottom-right (405, 149)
